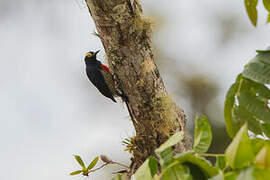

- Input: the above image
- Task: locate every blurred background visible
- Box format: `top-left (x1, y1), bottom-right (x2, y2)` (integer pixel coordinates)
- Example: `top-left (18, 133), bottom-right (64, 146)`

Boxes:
top-left (0, 0), bottom-right (269, 179)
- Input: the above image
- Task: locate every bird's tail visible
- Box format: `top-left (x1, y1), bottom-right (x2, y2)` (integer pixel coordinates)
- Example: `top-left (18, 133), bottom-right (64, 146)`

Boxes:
top-left (116, 90), bottom-right (129, 102)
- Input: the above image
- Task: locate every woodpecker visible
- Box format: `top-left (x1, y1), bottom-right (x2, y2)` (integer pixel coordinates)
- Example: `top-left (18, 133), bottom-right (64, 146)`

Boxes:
top-left (84, 50), bottom-right (127, 103)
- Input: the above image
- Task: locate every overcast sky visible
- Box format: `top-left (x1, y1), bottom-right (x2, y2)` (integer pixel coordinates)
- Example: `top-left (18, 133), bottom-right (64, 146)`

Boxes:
top-left (0, 0), bottom-right (269, 179)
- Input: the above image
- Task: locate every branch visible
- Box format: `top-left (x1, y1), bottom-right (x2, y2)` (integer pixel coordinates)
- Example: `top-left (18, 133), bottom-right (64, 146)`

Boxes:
top-left (85, 0), bottom-right (188, 171)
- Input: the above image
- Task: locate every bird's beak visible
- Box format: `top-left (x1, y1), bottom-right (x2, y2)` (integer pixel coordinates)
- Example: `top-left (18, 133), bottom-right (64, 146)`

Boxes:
top-left (94, 50), bottom-right (100, 56)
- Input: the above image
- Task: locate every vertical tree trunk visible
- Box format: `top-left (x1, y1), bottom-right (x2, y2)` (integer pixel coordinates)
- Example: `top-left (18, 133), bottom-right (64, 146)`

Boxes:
top-left (85, 0), bottom-right (188, 170)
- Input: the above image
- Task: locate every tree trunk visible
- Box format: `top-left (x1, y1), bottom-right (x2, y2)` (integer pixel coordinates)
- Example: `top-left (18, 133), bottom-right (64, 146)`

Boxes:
top-left (85, 0), bottom-right (188, 170)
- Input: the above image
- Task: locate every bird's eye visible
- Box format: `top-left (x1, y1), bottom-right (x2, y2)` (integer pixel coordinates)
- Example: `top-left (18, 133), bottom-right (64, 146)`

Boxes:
top-left (87, 52), bottom-right (93, 57)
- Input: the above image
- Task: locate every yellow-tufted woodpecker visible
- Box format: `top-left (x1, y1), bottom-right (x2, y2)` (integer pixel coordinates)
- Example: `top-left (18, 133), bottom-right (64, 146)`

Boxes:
top-left (84, 50), bottom-right (127, 103)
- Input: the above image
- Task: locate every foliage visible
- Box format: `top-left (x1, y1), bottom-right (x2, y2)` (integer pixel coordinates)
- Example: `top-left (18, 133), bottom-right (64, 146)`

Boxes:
top-left (193, 115), bottom-right (212, 153)
top-left (132, 115), bottom-right (218, 180)
top-left (122, 137), bottom-right (136, 154)
top-left (70, 154), bottom-right (129, 177)
top-left (244, 0), bottom-right (258, 26)
top-left (244, 0), bottom-right (270, 26)
top-left (224, 49), bottom-right (270, 138)
top-left (111, 174), bottom-right (129, 180)
top-left (131, 120), bottom-right (270, 180)
top-left (225, 124), bottom-right (254, 169)
top-left (134, 156), bottom-right (158, 180)
top-left (70, 155), bottom-right (99, 176)
top-left (243, 49), bottom-right (270, 84)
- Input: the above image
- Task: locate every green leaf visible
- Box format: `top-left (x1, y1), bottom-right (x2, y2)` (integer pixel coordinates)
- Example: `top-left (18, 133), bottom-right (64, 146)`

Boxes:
top-left (263, 0), bottom-right (270, 24)
top-left (216, 155), bottom-right (227, 170)
top-left (232, 105), bottom-right (261, 135)
top-left (254, 144), bottom-right (270, 168)
top-left (261, 123), bottom-right (270, 138)
top-left (237, 93), bottom-right (263, 118)
top-left (224, 75), bottom-right (242, 138)
top-left (155, 131), bottom-right (184, 154)
top-left (225, 124), bottom-right (255, 169)
top-left (209, 172), bottom-right (224, 180)
top-left (148, 156), bottom-right (158, 177)
top-left (263, 0), bottom-right (270, 12)
top-left (243, 50), bottom-right (270, 84)
top-left (193, 115), bottom-right (212, 153)
top-left (235, 166), bottom-right (270, 180)
top-left (237, 90), bottom-right (270, 123)
top-left (111, 174), bottom-right (122, 180)
top-left (236, 167), bottom-right (254, 180)
top-left (87, 156), bottom-right (99, 170)
top-left (174, 152), bottom-right (219, 178)
top-left (224, 171), bottom-right (239, 180)
top-left (224, 74), bottom-right (270, 138)
top-left (253, 166), bottom-right (270, 180)
top-left (134, 156), bottom-right (158, 180)
top-left (158, 148), bottom-right (174, 166)
top-left (111, 174), bottom-right (129, 180)
top-left (155, 131), bottom-right (184, 167)
top-left (256, 48), bottom-right (270, 53)
top-left (213, 172), bottom-right (241, 180)
top-left (263, 0), bottom-right (270, 23)
top-left (162, 163), bottom-right (192, 180)
top-left (74, 155), bottom-right (86, 169)
top-left (185, 162), bottom-right (207, 180)
top-left (70, 170), bottom-right (83, 175)
top-left (238, 75), bottom-right (270, 118)
top-left (251, 138), bottom-right (267, 155)
top-left (244, 0), bottom-right (258, 26)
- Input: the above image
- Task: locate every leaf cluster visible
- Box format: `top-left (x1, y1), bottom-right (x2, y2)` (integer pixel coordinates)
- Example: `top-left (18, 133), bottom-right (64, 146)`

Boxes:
top-left (244, 0), bottom-right (270, 26)
top-left (224, 49), bottom-right (270, 138)
top-left (118, 118), bottom-right (270, 180)
top-left (130, 115), bottom-right (217, 180)
top-left (70, 155), bottom-right (99, 176)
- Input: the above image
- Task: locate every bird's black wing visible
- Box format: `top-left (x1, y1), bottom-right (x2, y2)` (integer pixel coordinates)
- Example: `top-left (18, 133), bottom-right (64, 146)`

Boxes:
top-left (86, 67), bottom-right (117, 102)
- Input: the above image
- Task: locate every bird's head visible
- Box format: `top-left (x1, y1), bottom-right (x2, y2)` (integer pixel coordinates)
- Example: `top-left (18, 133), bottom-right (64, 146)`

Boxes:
top-left (84, 50), bottom-right (100, 62)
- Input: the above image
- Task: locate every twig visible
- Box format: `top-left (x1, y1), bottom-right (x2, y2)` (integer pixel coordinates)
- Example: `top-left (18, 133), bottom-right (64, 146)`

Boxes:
top-left (200, 153), bottom-right (225, 157)
top-left (87, 160), bottom-right (129, 175)
top-left (88, 162), bottom-right (111, 173)
top-left (111, 161), bottom-right (130, 169)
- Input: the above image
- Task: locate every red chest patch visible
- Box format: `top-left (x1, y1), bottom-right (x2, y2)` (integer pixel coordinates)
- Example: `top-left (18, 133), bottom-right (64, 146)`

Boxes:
top-left (101, 64), bottom-right (111, 74)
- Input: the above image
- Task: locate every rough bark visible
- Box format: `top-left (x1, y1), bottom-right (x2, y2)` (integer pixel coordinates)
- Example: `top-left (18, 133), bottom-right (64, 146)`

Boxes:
top-left (85, 0), bottom-right (188, 170)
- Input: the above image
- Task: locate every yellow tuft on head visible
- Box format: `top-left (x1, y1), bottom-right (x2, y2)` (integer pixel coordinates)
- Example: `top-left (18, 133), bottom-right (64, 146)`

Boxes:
top-left (86, 52), bottom-right (93, 57)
